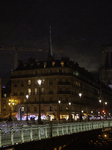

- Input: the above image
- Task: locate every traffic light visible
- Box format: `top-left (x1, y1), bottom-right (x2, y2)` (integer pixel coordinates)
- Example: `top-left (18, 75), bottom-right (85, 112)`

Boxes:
top-left (102, 110), bottom-right (105, 113)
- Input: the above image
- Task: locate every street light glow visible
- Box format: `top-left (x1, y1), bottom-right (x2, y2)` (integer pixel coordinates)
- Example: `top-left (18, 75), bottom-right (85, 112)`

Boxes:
top-left (58, 100), bottom-right (61, 104)
top-left (91, 111), bottom-right (93, 113)
top-left (79, 93), bottom-right (82, 97)
top-left (26, 95), bottom-right (29, 99)
top-left (99, 99), bottom-right (102, 103)
top-left (38, 79), bottom-right (42, 85)
top-left (105, 102), bottom-right (107, 105)
top-left (69, 102), bottom-right (71, 105)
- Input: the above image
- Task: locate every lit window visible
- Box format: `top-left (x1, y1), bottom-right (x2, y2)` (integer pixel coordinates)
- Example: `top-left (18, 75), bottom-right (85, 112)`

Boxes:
top-left (28, 80), bottom-right (31, 85)
top-left (21, 107), bottom-right (24, 111)
top-left (41, 88), bottom-right (44, 93)
top-left (28, 88), bottom-right (31, 95)
top-left (76, 81), bottom-right (79, 86)
top-left (35, 88), bottom-right (37, 95)
top-left (61, 61), bottom-right (64, 67)
top-left (52, 61), bottom-right (55, 66)
top-left (44, 62), bottom-right (47, 68)
top-left (66, 107), bottom-right (68, 110)
top-left (4, 94), bottom-right (7, 97)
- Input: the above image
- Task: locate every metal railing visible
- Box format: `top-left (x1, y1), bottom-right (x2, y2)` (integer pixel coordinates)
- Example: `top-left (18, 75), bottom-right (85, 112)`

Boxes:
top-left (0, 120), bottom-right (112, 147)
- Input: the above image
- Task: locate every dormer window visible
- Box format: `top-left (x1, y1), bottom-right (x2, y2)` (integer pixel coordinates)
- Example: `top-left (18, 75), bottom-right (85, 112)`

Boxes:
top-left (44, 62), bottom-right (47, 68)
top-left (61, 61), bottom-right (64, 67)
top-left (52, 61), bottom-right (55, 67)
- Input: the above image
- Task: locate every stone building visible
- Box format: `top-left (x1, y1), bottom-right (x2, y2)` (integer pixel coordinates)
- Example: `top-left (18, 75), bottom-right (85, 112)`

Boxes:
top-left (99, 45), bottom-right (112, 88)
top-left (4, 30), bottom-right (112, 121)
top-left (1, 85), bottom-right (12, 119)
top-left (0, 78), bottom-right (2, 117)
top-left (10, 56), bottom-right (112, 121)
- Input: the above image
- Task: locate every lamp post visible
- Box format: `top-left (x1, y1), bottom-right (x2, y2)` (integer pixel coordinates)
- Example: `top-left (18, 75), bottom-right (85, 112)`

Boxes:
top-left (26, 93), bottom-right (29, 122)
top-left (8, 99), bottom-right (16, 121)
top-left (104, 102), bottom-right (107, 120)
top-left (68, 102), bottom-right (71, 122)
top-left (99, 99), bottom-right (102, 120)
top-left (99, 99), bottom-right (108, 120)
top-left (38, 79), bottom-right (42, 124)
top-left (79, 93), bottom-right (82, 121)
top-left (58, 100), bottom-right (61, 123)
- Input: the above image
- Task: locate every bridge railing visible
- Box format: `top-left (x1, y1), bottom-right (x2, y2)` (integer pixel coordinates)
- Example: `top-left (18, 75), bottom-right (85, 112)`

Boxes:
top-left (0, 120), bottom-right (112, 147)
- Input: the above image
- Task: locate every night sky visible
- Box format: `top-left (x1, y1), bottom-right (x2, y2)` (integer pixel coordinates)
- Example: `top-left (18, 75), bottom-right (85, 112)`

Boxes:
top-left (1, 0), bottom-right (112, 85)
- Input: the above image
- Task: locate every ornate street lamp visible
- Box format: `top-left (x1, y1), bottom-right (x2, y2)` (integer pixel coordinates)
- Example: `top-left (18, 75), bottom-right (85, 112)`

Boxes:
top-left (79, 93), bottom-right (82, 121)
top-left (99, 99), bottom-right (108, 120)
top-left (58, 100), bottom-right (61, 122)
top-left (38, 79), bottom-right (42, 124)
top-left (26, 93), bottom-right (29, 122)
top-left (99, 99), bottom-right (102, 120)
top-left (8, 99), bottom-right (17, 121)
top-left (68, 102), bottom-right (71, 121)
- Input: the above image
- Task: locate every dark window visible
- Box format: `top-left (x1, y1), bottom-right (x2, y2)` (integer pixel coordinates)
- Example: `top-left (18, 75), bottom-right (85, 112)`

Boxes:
top-left (50, 97), bottom-right (52, 102)
top-left (65, 97), bottom-right (68, 101)
top-left (59, 69), bottom-right (62, 74)
top-left (34, 107), bottom-right (37, 112)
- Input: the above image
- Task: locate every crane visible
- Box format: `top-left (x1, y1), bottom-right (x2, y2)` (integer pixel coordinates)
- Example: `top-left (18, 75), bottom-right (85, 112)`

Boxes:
top-left (0, 47), bottom-right (64, 70)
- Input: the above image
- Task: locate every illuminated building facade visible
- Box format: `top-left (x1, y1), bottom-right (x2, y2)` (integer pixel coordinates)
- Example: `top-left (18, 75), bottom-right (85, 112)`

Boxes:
top-left (10, 57), bottom-right (112, 121)
top-left (1, 86), bottom-right (11, 119)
